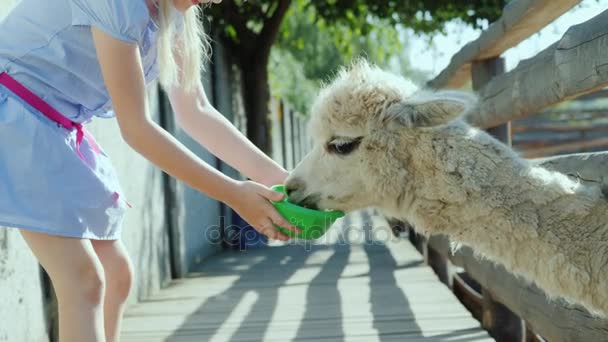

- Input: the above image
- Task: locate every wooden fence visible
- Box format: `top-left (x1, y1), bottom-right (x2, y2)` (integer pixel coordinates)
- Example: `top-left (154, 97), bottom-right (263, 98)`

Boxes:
top-left (411, 1), bottom-right (608, 341)
top-left (270, 98), bottom-right (311, 170)
top-left (512, 91), bottom-right (608, 158)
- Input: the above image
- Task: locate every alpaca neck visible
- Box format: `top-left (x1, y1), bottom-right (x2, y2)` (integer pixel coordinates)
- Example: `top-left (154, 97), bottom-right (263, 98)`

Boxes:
top-left (411, 161), bottom-right (601, 255)
top-left (404, 159), bottom-right (608, 315)
top-left (385, 126), bottom-right (608, 315)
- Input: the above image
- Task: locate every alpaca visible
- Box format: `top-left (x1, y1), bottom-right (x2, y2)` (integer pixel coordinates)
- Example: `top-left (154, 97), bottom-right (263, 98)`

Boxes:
top-left (285, 61), bottom-right (608, 317)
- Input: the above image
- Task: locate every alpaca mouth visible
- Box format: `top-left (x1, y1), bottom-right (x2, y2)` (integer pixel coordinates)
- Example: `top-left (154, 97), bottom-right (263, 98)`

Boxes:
top-left (302, 202), bottom-right (319, 210)
top-left (296, 194), bottom-right (321, 210)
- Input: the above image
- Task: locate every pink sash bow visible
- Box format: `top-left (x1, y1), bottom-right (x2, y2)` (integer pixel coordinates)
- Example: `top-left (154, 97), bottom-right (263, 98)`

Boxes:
top-left (0, 72), bottom-right (131, 208)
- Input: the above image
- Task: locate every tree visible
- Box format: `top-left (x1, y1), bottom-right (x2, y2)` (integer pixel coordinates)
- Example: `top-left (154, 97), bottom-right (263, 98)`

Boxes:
top-left (208, 0), bottom-right (506, 153)
top-left (270, 4), bottom-right (425, 116)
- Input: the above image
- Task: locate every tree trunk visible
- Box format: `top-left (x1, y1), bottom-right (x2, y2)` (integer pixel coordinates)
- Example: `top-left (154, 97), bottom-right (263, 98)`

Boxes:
top-left (216, 0), bottom-right (291, 154)
top-left (238, 52), bottom-right (272, 154)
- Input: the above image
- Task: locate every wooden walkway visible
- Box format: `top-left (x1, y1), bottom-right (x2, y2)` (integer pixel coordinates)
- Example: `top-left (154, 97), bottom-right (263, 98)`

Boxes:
top-left (121, 210), bottom-right (492, 342)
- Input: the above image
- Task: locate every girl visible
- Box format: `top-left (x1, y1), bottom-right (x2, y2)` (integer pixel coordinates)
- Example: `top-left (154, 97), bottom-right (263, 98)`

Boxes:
top-left (0, 0), bottom-right (299, 341)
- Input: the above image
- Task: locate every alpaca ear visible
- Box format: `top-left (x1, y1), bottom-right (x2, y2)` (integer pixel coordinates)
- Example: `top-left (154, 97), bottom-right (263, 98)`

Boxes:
top-left (384, 90), bottom-right (477, 128)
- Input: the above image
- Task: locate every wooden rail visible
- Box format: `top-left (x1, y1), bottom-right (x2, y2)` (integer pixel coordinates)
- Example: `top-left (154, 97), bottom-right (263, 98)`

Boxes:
top-left (270, 99), bottom-right (310, 170)
top-left (511, 109), bottom-right (608, 157)
top-left (533, 151), bottom-right (608, 186)
top-left (512, 123), bottom-right (608, 134)
top-left (422, 233), bottom-right (608, 342)
top-left (466, 9), bottom-right (608, 128)
top-left (417, 0), bottom-right (608, 340)
top-left (520, 137), bottom-right (608, 158)
top-left (428, 0), bottom-right (580, 89)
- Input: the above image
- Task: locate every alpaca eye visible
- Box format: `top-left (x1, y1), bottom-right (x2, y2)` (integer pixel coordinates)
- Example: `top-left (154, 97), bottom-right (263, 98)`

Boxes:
top-left (327, 137), bottom-right (362, 155)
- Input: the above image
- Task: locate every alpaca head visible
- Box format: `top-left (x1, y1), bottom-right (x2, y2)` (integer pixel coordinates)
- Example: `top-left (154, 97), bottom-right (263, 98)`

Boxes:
top-left (285, 60), bottom-right (476, 213)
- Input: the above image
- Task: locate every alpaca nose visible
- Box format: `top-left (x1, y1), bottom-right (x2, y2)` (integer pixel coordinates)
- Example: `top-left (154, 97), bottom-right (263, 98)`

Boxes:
top-left (285, 177), bottom-right (305, 197)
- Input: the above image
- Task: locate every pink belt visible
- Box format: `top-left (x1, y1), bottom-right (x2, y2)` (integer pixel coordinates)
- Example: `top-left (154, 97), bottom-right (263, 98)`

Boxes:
top-left (0, 72), bottom-right (131, 208)
top-left (0, 72), bottom-right (102, 161)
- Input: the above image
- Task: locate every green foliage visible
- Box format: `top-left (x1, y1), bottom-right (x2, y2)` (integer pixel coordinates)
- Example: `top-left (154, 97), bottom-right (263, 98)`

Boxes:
top-left (268, 48), bottom-right (319, 115)
top-left (207, 0), bottom-right (506, 135)
top-left (208, 0), bottom-right (506, 53)
top-left (271, 2), bottom-right (432, 115)
top-left (311, 0), bottom-right (505, 34)
top-left (276, 1), bottom-right (403, 78)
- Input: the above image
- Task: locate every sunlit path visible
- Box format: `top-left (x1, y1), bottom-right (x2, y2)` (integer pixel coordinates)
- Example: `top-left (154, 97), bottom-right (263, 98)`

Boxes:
top-left (121, 210), bottom-right (491, 342)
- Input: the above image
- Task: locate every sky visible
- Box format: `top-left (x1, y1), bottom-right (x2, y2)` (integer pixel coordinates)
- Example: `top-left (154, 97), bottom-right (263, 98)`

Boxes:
top-left (406, 0), bottom-right (606, 78)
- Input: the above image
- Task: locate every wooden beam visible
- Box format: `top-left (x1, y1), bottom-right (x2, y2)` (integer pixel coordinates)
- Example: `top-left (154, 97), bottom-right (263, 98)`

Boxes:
top-left (428, 235), bottom-right (608, 341)
top-left (473, 58), bottom-right (513, 143)
top-left (512, 123), bottom-right (608, 134)
top-left (452, 272), bottom-right (484, 321)
top-left (516, 138), bottom-right (590, 150)
top-left (531, 151), bottom-right (608, 186)
top-left (520, 137), bottom-right (608, 158)
top-left (428, 0), bottom-right (580, 89)
top-left (466, 9), bottom-right (608, 128)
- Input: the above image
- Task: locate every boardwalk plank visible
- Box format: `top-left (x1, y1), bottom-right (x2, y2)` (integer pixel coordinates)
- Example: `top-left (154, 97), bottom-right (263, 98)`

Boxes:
top-left (122, 210), bottom-right (493, 342)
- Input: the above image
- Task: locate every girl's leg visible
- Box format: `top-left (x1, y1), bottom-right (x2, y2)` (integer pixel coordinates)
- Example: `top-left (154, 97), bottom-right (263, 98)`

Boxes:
top-left (19, 230), bottom-right (106, 342)
top-left (91, 239), bottom-right (134, 342)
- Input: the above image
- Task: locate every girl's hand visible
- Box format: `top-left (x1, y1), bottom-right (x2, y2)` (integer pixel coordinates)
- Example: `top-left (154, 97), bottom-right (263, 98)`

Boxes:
top-left (258, 167), bottom-right (289, 188)
top-left (227, 181), bottom-right (301, 241)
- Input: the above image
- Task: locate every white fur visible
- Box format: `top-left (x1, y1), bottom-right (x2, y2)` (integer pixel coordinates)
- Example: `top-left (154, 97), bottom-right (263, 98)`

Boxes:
top-left (287, 61), bottom-right (608, 317)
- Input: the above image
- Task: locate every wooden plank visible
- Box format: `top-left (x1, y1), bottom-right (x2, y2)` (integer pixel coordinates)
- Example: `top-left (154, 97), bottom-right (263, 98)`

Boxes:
top-left (270, 98), bottom-right (284, 167)
top-left (282, 103), bottom-right (294, 169)
top-left (428, 235), bottom-right (608, 341)
top-left (428, 0), bottom-right (580, 89)
top-left (519, 137), bottom-right (608, 158)
top-left (122, 210), bottom-right (492, 342)
top-left (472, 58), bottom-right (512, 146)
top-left (512, 123), bottom-right (608, 134)
top-left (466, 9), bottom-right (608, 128)
top-left (516, 137), bottom-right (590, 150)
top-left (531, 151), bottom-right (608, 186)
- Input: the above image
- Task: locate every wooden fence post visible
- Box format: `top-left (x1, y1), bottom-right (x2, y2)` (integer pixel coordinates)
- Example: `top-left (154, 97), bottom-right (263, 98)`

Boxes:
top-left (294, 114), bottom-right (301, 163)
top-left (271, 98), bottom-right (284, 167)
top-left (482, 289), bottom-right (525, 342)
top-left (472, 57), bottom-right (523, 341)
top-left (427, 244), bottom-right (451, 286)
top-left (283, 104), bottom-right (294, 169)
top-left (279, 101), bottom-right (287, 169)
top-left (299, 119), bottom-right (306, 159)
top-left (472, 58), bottom-right (511, 144)
top-left (290, 109), bottom-right (297, 168)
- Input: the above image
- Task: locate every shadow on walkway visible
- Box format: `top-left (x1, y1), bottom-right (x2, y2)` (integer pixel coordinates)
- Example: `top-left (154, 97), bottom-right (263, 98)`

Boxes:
top-left (157, 210), bottom-right (490, 342)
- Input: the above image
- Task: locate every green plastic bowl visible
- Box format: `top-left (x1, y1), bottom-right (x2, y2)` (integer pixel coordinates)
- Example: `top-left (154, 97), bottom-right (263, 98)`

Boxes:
top-left (271, 184), bottom-right (345, 240)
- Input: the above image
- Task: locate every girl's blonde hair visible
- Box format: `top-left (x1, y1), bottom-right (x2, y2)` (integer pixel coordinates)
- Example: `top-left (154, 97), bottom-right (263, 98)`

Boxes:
top-left (157, 1), bottom-right (211, 92)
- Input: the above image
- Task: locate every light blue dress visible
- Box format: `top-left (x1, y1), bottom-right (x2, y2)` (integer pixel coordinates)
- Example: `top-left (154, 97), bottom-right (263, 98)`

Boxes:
top-left (0, 0), bottom-right (183, 239)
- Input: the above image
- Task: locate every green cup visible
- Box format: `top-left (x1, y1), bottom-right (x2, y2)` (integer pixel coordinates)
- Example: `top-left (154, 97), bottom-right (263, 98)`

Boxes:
top-left (271, 184), bottom-right (345, 240)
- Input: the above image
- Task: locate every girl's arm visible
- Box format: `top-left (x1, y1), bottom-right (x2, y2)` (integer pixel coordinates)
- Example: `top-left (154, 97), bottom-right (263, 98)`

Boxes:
top-left (168, 84), bottom-right (288, 187)
top-left (91, 27), bottom-right (298, 240)
top-left (166, 41), bottom-right (288, 187)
